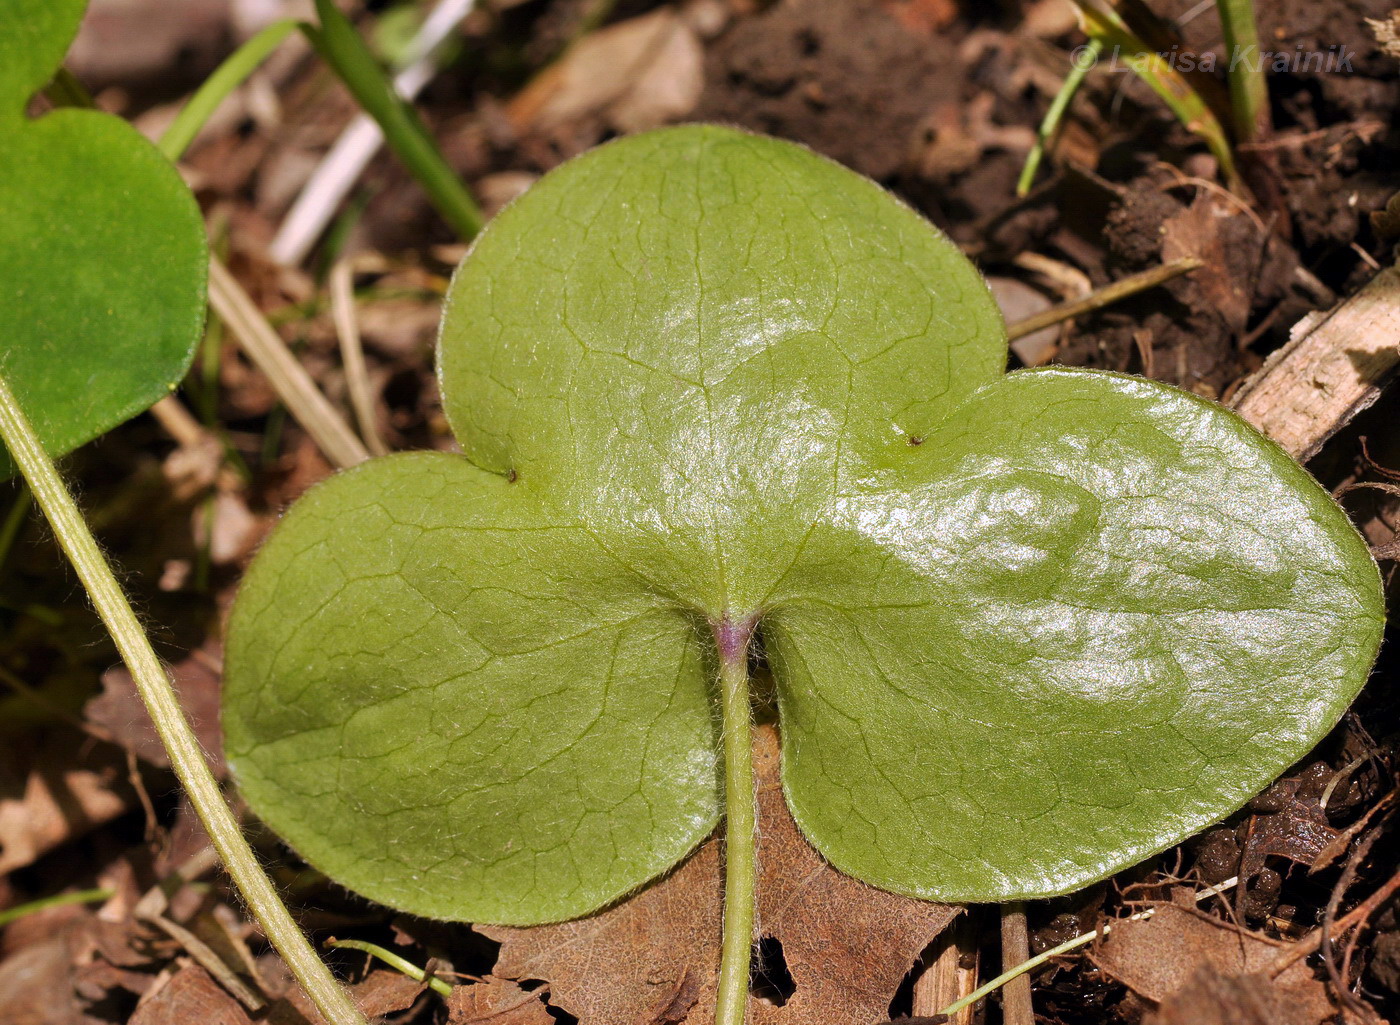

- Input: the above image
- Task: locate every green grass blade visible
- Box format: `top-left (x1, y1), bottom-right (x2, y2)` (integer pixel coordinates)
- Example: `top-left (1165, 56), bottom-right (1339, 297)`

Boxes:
top-left (0, 888), bottom-right (112, 928)
top-left (1075, 2), bottom-right (1240, 188)
top-left (1017, 38), bottom-right (1102, 196)
top-left (309, 0), bottom-right (483, 240)
top-left (1217, 0), bottom-right (1269, 142)
top-left (159, 19), bottom-right (300, 162)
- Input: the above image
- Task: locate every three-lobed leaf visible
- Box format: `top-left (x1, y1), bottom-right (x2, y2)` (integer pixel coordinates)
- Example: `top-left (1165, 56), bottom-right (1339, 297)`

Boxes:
top-left (0, 0), bottom-right (206, 472)
top-left (223, 125), bottom-right (1383, 922)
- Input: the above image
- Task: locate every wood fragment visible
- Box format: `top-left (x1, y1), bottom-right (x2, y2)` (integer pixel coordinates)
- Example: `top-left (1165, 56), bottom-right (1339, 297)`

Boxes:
top-left (999, 904), bottom-right (1034, 1025)
top-left (912, 912), bottom-right (978, 1023)
top-left (1230, 265), bottom-right (1400, 460)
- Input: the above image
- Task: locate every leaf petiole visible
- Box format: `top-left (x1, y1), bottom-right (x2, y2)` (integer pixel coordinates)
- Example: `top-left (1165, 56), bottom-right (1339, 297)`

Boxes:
top-left (0, 370), bottom-right (368, 1025)
top-left (714, 615), bottom-right (758, 1025)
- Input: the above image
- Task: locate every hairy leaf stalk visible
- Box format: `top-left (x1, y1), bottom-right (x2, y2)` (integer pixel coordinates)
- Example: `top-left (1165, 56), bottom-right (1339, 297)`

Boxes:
top-left (714, 615), bottom-right (758, 1025)
top-left (0, 371), bottom-right (367, 1025)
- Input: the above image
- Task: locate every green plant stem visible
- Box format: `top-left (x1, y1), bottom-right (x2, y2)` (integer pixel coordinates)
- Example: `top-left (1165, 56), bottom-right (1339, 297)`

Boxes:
top-left (714, 620), bottom-right (757, 1025)
top-left (1217, 0), bottom-right (1269, 143)
top-left (1018, 38), bottom-right (1101, 196)
top-left (327, 938), bottom-right (454, 997)
top-left (308, 0), bottom-right (483, 240)
top-left (159, 19), bottom-right (300, 162)
top-left (0, 370), bottom-right (367, 1025)
top-left (42, 67), bottom-right (95, 109)
top-left (0, 887), bottom-right (113, 928)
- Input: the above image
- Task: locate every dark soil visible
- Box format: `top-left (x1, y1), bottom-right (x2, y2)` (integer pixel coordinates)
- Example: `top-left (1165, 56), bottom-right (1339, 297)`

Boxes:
top-left (694, 0), bottom-right (963, 179)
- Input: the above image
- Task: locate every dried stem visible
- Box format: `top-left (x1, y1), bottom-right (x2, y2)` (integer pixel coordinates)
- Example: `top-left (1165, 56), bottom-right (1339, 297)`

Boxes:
top-left (329, 261), bottom-right (388, 456)
top-left (938, 877), bottom-right (1239, 1019)
top-left (149, 395), bottom-right (211, 451)
top-left (208, 257), bottom-right (370, 470)
top-left (1000, 903), bottom-right (1034, 1025)
top-left (1006, 257), bottom-right (1202, 341)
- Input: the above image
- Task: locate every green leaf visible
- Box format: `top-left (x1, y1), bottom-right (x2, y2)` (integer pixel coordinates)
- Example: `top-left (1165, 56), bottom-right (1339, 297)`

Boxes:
top-left (0, 0), bottom-right (206, 472)
top-left (223, 125), bottom-right (1383, 922)
top-left (224, 451), bottom-right (718, 923)
top-left (0, 0), bottom-right (84, 109)
top-left (767, 367), bottom-right (1382, 899)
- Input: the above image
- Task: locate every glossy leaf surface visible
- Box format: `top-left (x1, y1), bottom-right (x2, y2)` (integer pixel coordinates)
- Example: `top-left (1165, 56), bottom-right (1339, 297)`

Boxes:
top-left (0, 0), bottom-right (206, 472)
top-left (223, 125), bottom-right (1383, 922)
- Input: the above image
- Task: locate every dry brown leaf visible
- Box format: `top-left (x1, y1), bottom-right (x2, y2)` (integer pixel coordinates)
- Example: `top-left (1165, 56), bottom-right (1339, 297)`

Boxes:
top-left (989, 277), bottom-right (1057, 367)
top-left (193, 490), bottom-right (262, 567)
top-left (1368, 11), bottom-right (1400, 59)
top-left (0, 937), bottom-right (89, 1025)
top-left (129, 965), bottom-right (253, 1025)
top-left (67, 0), bottom-right (229, 89)
top-left (74, 954), bottom-right (159, 1004)
top-left (349, 969), bottom-right (424, 1020)
top-left (506, 9), bottom-right (703, 134)
top-left (85, 644), bottom-right (225, 776)
top-left (1092, 902), bottom-right (1335, 1025)
top-left (446, 976), bottom-right (554, 1024)
top-left (878, 0), bottom-right (960, 34)
top-left (480, 807), bottom-right (720, 1024)
top-left (0, 731), bottom-right (133, 874)
top-left (481, 726), bottom-right (957, 1025)
top-left (1240, 766), bottom-right (1340, 878)
top-left (1145, 964), bottom-right (1325, 1025)
top-left (1161, 195), bottom-right (1251, 335)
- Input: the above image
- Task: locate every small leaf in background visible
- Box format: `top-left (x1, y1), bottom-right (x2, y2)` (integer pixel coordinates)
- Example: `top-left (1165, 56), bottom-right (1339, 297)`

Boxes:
top-left (507, 9), bottom-right (705, 135)
top-left (0, 0), bottom-right (206, 473)
top-left (223, 125), bottom-right (1382, 928)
